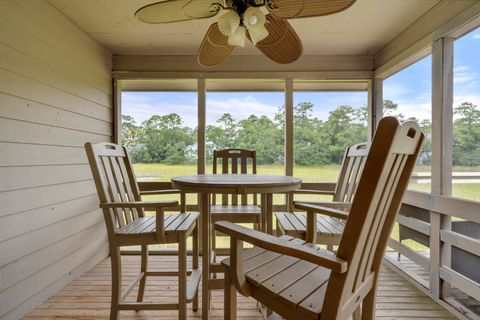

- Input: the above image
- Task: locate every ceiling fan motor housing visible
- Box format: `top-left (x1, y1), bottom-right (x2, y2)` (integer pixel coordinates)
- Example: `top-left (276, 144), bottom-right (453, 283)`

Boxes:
top-left (230, 0), bottom-right (266, 15)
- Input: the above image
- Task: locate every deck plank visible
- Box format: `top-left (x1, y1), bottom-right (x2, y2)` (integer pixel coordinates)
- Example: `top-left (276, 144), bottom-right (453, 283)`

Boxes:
top-left (23, 255), bottom-right (456, 319)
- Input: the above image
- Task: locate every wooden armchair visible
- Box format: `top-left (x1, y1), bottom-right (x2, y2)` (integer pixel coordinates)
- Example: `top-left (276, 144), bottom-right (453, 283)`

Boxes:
top-left (216, 117), bottom-right (424, 320)
top-left (85, 142), bottom-right (201, 320)
top-left (211, 149), bottom-right (261, 257)
top-left (276, 142), bottom-right (368, 248)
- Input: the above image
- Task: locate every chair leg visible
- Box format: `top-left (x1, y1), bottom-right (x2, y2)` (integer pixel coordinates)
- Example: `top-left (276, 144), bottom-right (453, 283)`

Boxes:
top-left (398, 240), bottom-right (402, 260)
top-left (353, 306), bottom-right (361, 320)
top-left (192, 224), bottom-right (199, 312)
top-left (137, 245), bottom-right (148, 303)
top-left (224, 271), bottom-right (237, 320)
top-left (110, 247), bottom-right (122, 320)
top-left (254, 222), bottom-right (261, 236)
top-left (179, 238), bottom-right (187, 320)
top-left (212, 226), bottom-right (217, 278)
top-left (361, 289), bottom-right (377, 320)
top-left (276, 220), bottom-right (283, 236)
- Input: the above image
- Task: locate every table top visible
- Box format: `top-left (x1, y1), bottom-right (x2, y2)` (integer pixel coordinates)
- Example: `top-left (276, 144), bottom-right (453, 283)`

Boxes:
top-left (171, 174), bottom-right (302, 194)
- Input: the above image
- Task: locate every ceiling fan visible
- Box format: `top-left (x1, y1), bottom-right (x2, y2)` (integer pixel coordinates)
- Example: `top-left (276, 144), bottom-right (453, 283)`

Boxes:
top-left (135, 0), bottom-right (356, 67)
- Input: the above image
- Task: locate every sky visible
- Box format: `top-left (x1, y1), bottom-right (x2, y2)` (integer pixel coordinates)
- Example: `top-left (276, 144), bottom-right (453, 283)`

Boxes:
top-left (122, 26), bottom-right (480, 127)
top-left (383, 26), bottom-right (480, 121)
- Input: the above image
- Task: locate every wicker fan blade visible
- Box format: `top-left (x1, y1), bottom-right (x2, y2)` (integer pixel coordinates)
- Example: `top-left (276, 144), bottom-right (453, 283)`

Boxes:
top-left (269, 0), bottom-right (356, 19)
top-left (197, 23), bottom-right (235, 66)
top-left (253, 15), bottom-right (302, 64)
top-left (135, 0), bottom-right (219, 24)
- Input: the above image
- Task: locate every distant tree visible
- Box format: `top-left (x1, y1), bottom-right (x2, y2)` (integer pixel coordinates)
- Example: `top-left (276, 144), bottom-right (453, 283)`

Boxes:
top-left (133, 113), bottom-right (196, 164)
top-left (236, 115), bottom-right (283, 164)
top-left (383, 100), bottom-right (405, 119)
top-left (206, 113), bottom-right (239, 157)
top-left (123, 98), bottom-right (455, 167)
top-left (292, 102), bottom-right (329, 165)
top-left (453, 102), bottom-right (480, 166)
top-left (323, 105), bottom-right (368, 164)
top-left (121, 115), bottom-right (141, 149)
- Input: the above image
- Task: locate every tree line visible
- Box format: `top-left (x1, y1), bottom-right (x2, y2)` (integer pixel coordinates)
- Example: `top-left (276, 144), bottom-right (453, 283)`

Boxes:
top-left (122, 100), bottom-right (479, 167)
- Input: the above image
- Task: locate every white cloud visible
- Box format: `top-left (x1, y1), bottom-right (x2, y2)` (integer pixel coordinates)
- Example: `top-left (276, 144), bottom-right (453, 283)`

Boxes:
top-left (472, 34), bottom-right (480, 40)
top-left (122, 93), bottom-right (198, 126)
top-left (383, 83), bottom-right (411, 99)
top-left (454, 65), bottom-right (476, 85)
top-left (393, 101), bottom-right (432, 121)
top-left (453, 94), bottom-right (480, 108)
top-left (206, 95), bottom-right (279, 124)
top-left (122, 93), bottom-right (281, 127)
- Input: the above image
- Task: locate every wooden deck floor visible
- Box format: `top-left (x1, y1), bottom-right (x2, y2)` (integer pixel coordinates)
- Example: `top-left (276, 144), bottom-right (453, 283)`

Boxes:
top-left (24, 255), bottom-right (457, 319)
top-left (386, 251), bottom-right (480, 316)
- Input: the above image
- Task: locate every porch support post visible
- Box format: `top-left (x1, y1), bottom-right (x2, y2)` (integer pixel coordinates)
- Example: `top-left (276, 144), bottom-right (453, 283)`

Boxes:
top-left (113, 79), bottom-right (122, 144)
top-left (430, 37), bottom-right (453, 299)
top-left (369, 78), bottom-right (383, 142)
top-left (285, 79), bottom-right (294, 212)
top-left (285, 78), bottom-right (294, 177)
top-left (198, 78), bottom-right (206, 175)
top-left (197, 78), bottom-right (206, 251)
top-left (431, 38), bottom-right (453, 197)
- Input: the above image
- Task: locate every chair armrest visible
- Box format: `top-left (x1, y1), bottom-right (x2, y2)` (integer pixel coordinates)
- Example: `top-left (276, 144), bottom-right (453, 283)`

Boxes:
top-left (99, 200), bottom-right (178, 210)
top-left (140, 189), bottom-right (183, 196)
top-left (294, 202), bottom-right (349, 220)
top-left (101, 201), bottom-right (177, 241)
top-left (294, 201), bottom-right (351, 209)
top-left (293, 189), bottom-right (335, 195)
top-left (215, 221), bottom-right (348, 273)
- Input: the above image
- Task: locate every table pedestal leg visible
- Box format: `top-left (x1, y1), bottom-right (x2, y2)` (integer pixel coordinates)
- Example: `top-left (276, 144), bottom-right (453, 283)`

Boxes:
top-left (266, 193), bottom-right (273, 235)
top-left (200, 193), bottom-right (211, 319)
top-left (261, 194), bottom-right (267, 233)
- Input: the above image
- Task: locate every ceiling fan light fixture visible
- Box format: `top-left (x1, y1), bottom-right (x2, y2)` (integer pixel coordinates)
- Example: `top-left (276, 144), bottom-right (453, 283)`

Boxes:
top-left (243, 7), bottom-right (269, 45)
top-left (243, 6), bottom-right (266, 29)
top-left (228, 25), bottom-right (247, 47)
top-left (218, 10), bottom-right (241, 37)
top-left (248, 25), bottom-right (269, 45)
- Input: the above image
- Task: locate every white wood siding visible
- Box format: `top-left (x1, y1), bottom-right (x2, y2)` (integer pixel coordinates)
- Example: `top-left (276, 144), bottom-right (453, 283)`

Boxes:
top-left (0, 1), bottom-right (112, 319)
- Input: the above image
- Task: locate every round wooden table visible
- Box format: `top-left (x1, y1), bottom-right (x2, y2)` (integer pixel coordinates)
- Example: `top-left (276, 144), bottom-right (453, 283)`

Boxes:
top-left (171, 174), bottom-right (302, 319)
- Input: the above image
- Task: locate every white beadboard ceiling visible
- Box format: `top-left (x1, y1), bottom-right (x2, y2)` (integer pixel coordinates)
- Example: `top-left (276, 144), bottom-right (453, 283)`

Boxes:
top-left (49, 0), bottom-right (439, 56)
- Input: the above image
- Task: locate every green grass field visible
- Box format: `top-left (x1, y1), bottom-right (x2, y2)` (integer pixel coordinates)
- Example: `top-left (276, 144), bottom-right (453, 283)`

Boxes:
top-left (133, 163), bottom-right (480, 200)
top-left (133, 163), bottom-right (480, 250)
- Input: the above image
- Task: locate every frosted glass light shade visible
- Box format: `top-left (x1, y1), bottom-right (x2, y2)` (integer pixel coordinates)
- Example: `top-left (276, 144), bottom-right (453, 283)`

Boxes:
top-left (228, 25), bottom-right (246, 47)
top-left (218, 10), bottom-right (240, 37)
top-left (248, 25), bottom-right (269, 45)
top-left (243, 7), bottom-right (266, 30)
top-left (243, 7), bottom-right (269, 45)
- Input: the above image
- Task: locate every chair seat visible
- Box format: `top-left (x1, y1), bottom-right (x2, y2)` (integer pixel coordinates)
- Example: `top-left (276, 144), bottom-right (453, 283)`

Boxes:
top-left (276, 212), bottom-right (344, 245)
top-left (115, 212), bottom-right (199, 246)
top-left (211, 205), bottom-right (261, 223)
top-left (222, 236), bottom-right (333, 319)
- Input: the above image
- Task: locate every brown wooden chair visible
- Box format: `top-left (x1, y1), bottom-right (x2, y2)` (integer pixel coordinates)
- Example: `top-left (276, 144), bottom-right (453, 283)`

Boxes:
top-left (216, 117), bottom-right (424, 320)
top-left (276, 142), bottom-right (368, 248)
top-left (211, 149), bottom-right (261, 258)
top-left (85, 142), bottom-right (201, 320)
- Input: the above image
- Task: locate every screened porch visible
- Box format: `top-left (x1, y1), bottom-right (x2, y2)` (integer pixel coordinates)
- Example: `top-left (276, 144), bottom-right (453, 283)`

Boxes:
top-left (2, 1), bottom-right (480, 320)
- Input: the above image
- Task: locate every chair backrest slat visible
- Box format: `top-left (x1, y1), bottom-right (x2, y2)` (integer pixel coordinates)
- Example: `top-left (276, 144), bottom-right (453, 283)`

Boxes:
top-left (101, 156), bottom-right (126, 228)
top-left (117, 157), bottom-right (141, 219)
top-left (241, 157), bottom-right (248, 204)
top-left (85, 143), bottom-right (144, 232)
top-left (322, 118), bottom-right (424, 319)
top-left (212, 149), bottom-right (257, 206)
top-left (110, 156), bottom-right (134, 224)
top-left (333, 143), bottom-right (368, 202)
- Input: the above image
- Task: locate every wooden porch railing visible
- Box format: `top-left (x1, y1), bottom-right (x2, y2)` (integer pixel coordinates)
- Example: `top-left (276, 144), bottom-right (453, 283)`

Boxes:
top-left (389, 190), bottom-right (480, 320)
